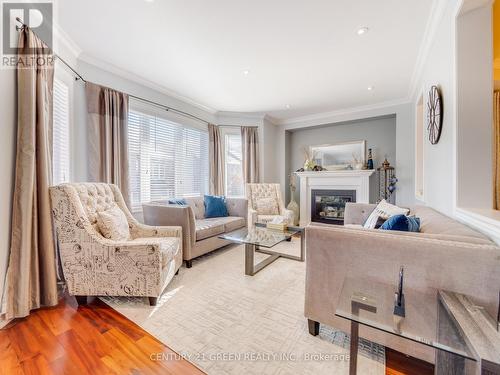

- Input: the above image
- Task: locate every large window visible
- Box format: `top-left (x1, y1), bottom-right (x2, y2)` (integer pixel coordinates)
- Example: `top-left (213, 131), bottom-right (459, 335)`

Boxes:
top-left (52, 78), bottom-right (71, 185)
top-left (223, 130), bottom-right (244, 197)
top-left (128, 108), bottom-right (209, 212)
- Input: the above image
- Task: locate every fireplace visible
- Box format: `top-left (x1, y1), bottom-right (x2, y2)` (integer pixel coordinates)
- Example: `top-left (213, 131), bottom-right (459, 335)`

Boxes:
top-left (311, 189), bottom-right (356, 225)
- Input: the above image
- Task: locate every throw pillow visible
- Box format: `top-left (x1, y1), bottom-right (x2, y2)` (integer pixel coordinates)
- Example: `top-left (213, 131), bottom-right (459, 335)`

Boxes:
top-left (168, 198), bottom-right (187, 205)
top-left (96, 205), bottom-right (130, 241)
top-left (204, 195), bottom-right (228, 218)
top-left (363, 200), bottom-right (409, 229)
top-left (255, 197), bottom-right (279, 215)
top-left (380, 215), bottom-right (420, 232)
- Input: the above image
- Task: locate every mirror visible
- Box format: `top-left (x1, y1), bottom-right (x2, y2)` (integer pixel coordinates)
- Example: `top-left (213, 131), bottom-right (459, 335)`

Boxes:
top-left (310, 140), bottom-right (366, 170)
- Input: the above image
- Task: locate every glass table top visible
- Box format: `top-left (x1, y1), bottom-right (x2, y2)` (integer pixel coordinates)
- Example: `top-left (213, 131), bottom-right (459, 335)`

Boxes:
top-left (219, 225), bottom-right (300, 248)
top-left (335, 277), bottom-right (476, 361)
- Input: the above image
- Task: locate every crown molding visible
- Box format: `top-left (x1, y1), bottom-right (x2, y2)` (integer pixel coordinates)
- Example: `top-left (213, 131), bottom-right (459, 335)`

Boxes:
top-left (53, 24), bottom-right (82, 60)
top-left (407, 0), bottom-right (449, 100)
top-left (276, 98), bottom-right (411, 128)
top-left (78, 53), bottom-right (218, 115)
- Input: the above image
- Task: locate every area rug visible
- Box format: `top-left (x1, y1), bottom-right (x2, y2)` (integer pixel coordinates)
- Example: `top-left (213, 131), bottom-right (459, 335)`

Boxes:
top-left (102, 238), bottom-right (385, 375)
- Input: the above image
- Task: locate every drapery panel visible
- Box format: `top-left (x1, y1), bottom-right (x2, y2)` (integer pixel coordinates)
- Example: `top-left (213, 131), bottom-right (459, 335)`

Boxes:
top-left (208, 124), bottom-right (225, 195)
top-left (494, 91), bottom-right (500, 209)
top-left (86, 82), bottom-right (130, 207)
top-left (241, 126), bottom-right (260, 184)
top-left (3, 28), bottom-right (58, 319)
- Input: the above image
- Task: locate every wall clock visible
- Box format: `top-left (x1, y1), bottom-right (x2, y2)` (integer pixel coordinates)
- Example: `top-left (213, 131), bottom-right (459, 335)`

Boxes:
top-left (427, 85), bottom-right (443, 145)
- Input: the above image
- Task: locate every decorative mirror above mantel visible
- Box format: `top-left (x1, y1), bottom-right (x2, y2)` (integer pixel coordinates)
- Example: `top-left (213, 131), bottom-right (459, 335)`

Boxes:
top-left (310, 140), bottom-right (366, 170)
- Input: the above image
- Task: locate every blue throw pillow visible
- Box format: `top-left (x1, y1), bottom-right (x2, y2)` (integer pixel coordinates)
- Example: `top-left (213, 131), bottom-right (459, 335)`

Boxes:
top-left (380, 215), bottom-right (420, 232)
top-left (168, 198), bottom-right (187, 205)
top-left (204, 195), bottom-right (228, 218)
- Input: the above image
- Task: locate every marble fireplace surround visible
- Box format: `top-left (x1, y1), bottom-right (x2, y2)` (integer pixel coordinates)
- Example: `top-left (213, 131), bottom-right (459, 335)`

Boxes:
top-left (295, 170), bottom-right (375, 227)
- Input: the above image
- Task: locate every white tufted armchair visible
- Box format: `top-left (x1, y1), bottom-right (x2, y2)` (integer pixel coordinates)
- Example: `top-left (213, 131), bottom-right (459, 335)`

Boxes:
top-left (50, 183), bottom-right (182, 306)
top-left (246, 183), bottom-right (295, 227)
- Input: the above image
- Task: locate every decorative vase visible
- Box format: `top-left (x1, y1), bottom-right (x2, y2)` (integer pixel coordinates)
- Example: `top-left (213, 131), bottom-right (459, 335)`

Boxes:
top-left (287, 188), bottom-right (299, 226)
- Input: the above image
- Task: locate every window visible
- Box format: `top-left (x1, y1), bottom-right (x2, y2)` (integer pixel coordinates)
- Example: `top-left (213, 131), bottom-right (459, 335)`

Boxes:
top-left (223, 130), bottom-right (244, 197)
top-left (52, 78), bottom-right (71, 184)
top-left (128, 108), bottom-right (209, 212)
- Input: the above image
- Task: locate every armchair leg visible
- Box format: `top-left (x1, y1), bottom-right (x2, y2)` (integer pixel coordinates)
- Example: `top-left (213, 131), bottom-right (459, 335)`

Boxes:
top-left (75, 296), bottom-right (88, 306)
top-left (185, 260), bottom-right (192, 268)
top-left (175, 269), bottom-right (179, 275)
top-left (148, 297), bottom-right (158, 306)
top-left (308, 319), bottom-right (320, 336)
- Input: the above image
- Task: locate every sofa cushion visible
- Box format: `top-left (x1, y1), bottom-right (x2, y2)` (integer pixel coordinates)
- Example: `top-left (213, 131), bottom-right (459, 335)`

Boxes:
top-left (185, 197), bottom-right (205, 220)
top-left (204, 195), bottom-right (229, 218)
top-left (364, 200), bottom-right (409, 229)
top-left (380, 215), bottom-right (420, 232)
top-left (411, 206), bottom-right (492, 242)
top-left (96, 204), bottom-right (130, 241)
top-left (196, 218), bottom-right (226, 240)
top-left (223, 216), bottom-right (246, 232)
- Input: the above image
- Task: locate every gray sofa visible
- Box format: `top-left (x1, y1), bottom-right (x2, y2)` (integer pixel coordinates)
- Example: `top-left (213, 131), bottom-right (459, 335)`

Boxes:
top-left (305, 203), bottom-right (500, 362)
top-left (143, 197), bottom-right (248, 267)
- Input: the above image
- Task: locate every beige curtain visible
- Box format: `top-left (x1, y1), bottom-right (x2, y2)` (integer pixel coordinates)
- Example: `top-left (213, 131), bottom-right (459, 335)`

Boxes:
top-left (86, 82), bottom-right (130, 206)
top-left (495, 91), bottom-right (500, 209)
top-left (3, 28), bottom-right (58, 319)
top-left (208, 124), bottom-right (225, 195)
top-left (241, 126), bottom-right (260, 183)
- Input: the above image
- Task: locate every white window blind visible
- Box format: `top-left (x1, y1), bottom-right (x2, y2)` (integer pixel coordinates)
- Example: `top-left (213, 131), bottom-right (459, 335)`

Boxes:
top-left (128, 109), bottom-right (209, 212)
top-left (224, 132), bottom-right (244, 197)
top-left (52, 78), bottom-right (70, 185)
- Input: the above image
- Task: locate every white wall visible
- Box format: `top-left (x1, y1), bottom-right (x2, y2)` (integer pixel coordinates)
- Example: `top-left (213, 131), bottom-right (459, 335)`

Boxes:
top-left (0, 69), bottom-right (17, 309)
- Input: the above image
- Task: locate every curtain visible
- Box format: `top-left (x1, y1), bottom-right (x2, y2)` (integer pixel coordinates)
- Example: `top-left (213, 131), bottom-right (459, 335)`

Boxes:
top-left (241, 126), bottom-right (260, 183)
top-left (495, 91), bottom-right (500, 210)
top-left (86, 82), bottom-right (130, 207)
top-left (208, 124), bottom-right (225, 195)
top-left (3, 28), bottom-right (58, 319)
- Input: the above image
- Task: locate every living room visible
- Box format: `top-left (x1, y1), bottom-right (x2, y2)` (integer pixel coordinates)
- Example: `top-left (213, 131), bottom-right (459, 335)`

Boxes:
top-left (0, 0), bottom-right (499, 374)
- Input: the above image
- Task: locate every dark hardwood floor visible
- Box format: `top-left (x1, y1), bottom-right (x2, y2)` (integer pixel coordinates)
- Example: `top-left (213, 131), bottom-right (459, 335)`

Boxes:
top-left (0, 293), bottom-right (433, 374)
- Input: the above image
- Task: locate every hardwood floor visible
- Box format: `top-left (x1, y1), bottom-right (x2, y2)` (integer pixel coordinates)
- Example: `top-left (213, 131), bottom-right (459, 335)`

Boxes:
top-left (1, 293), bottom-right (434, 375)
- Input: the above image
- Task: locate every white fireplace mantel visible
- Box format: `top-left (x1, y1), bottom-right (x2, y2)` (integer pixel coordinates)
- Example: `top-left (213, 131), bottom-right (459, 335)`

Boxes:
top-left (295, 170), bottom-right (375, 227)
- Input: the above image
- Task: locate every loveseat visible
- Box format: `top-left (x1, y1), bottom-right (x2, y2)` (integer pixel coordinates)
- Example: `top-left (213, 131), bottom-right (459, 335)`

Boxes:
top-left (305, 203), bottom-right (500, 361)
top-left (143, 197), bottom-right (247, 267)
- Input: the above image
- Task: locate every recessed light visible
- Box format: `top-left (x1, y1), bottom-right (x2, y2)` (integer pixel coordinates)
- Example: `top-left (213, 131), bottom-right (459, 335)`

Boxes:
top-left (357, 27), bottom-right (369, 35)
top-left (285, 104), bottom-right (291, 109)
top-left (243, 70), bottom-right (250, 75)
top-left (367, 86), bottom-right (374, 91)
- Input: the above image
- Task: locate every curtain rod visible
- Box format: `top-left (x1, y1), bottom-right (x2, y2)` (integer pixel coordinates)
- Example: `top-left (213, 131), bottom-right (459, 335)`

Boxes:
top-left (15, 18), bottom-right (211, 126)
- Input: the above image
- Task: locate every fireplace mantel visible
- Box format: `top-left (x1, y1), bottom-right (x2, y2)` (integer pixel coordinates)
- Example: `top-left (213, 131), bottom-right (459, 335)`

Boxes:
top-left (295, 170), bottom-right (375, 226)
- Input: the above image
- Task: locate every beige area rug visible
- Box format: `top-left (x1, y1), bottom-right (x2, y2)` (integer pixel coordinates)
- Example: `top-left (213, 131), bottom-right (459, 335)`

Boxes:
top-left (102, 238), bottom-right (385, 375)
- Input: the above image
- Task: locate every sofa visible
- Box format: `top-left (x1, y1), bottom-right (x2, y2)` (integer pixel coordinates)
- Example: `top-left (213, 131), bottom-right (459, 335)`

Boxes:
top-left (305, 203), bottom-right (500, 362)
top-left (50, 183), bottom-right (182, 306)
top-left (246, 183), bottom-right (295, 226)
top-left (143, 197), bottom-right (247, 267)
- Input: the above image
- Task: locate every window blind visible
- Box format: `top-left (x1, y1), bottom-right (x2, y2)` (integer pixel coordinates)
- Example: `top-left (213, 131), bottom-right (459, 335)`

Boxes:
top-left (52, 78), bottom-right (70, 185)
top-left (128, 109), bottom-right (209, 212)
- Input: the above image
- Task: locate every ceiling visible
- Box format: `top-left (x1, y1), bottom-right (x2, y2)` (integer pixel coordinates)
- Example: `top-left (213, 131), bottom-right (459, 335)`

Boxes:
top-left (57, 0), bottom-right (434, 120)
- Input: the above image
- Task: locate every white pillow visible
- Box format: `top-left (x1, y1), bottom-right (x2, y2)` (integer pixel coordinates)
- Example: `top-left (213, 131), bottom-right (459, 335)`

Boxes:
top-left (96, 204), bottom-right (130, 241)
top-left (363, 200), bottom-right (409, 229)
top-left (255, 197), bottom-right (279, 215)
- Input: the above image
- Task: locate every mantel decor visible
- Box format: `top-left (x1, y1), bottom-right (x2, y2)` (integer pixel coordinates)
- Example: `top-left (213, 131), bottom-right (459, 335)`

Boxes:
top-left (377, 159), bottom-right (397, 203)
top-left (427, 85), bottom-right (443, 145)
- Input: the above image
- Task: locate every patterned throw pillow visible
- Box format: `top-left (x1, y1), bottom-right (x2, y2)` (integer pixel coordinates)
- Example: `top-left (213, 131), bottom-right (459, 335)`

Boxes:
top-left (255, 197), bottom-right (279, 215)
top-left (96, 204), bottom-right (130, 241)
top-left (363, 200), bottom-right (409, 229)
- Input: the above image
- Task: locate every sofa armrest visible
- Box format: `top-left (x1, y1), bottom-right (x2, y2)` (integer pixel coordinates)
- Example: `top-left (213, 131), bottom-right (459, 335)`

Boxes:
top-left (344, 202), bottom-right (376, 225)
top-left (226, 197), bottom-right (248, 222)
top-left (142, 202), bottom-right (196, 254)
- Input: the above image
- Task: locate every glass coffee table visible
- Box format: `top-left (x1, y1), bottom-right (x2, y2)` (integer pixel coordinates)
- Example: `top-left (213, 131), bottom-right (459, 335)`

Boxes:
top-left (219, 223), bottom-right (305, 276)
top-left (335, 277), bottom-right (479, 375)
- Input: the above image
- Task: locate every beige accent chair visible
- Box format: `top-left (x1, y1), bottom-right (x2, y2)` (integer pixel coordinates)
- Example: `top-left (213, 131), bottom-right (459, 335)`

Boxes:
top-left (305, 203), bottom-right (500, 363)
top-left (246, 183), bottom-right (294, 226)
top-left (143, 197), bottom-right (248, 268)
top-left (50, 183), bottom-right (182, 306)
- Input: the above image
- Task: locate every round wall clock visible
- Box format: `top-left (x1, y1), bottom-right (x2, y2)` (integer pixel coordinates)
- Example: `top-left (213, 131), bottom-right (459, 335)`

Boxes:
top-left (427, 85), bottom-right (443, 145)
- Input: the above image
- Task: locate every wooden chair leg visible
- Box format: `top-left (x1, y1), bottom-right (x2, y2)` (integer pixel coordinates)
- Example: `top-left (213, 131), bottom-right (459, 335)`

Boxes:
top-left (185, 260), bottom-right (192, 268)
top-left (75, 296), bottom-right (88, 306)
top-left (308, 319), bottom-right (320, 336)
top-left (175, 269), bottom-right (179, 275)
top-left (148, 297), bottom-right (158, 306)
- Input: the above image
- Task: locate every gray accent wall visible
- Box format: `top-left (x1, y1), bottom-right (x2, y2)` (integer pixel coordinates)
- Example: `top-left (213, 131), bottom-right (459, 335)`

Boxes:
top-left (287, 116), bottom-right (396, 205)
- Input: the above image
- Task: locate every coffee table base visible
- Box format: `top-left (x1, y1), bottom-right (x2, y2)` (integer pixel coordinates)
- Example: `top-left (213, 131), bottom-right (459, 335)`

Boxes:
top-left (244, 238), bottom-right (304, 276)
